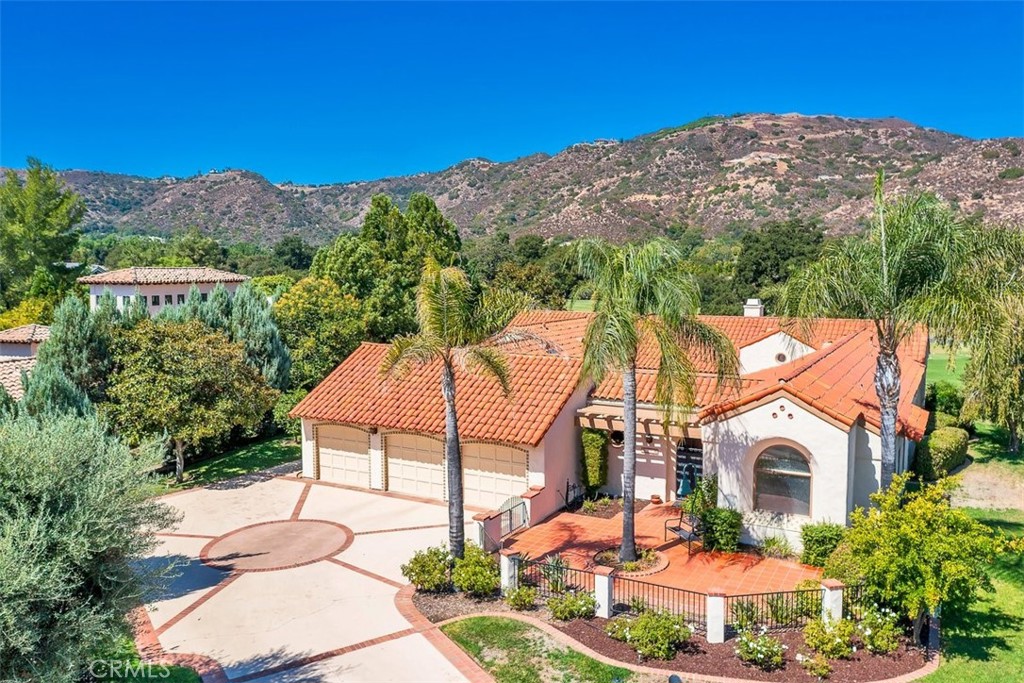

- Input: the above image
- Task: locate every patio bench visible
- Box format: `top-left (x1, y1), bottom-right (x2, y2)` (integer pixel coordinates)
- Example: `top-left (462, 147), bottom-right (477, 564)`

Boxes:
top-left (664, 509), bottom-right (704, 553)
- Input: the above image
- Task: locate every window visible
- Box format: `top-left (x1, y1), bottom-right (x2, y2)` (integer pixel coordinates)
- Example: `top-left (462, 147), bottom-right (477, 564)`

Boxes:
top-left (177, 294), bottom-right (185, 304)
top-left (122, 296), bottom-right (131, 307)
top-left (151, 295), bottom-right (160, 306)
top-left (164, 294), bottom-right (173, 305)
top-left (95, 295), bottom-right (101, 307)
top-left (754, 445), bottom-right (811, 516)
top-left (201, 292), bottom-right (208, 302)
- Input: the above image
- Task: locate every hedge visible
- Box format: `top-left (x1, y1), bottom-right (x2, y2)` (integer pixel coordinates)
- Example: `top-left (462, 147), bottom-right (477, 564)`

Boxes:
top-left (914, 426), bottom-right (969, 480)
top-left (700, 507), bottom-right (742, 552)
top-left (580, 428), bottom-right (608, 492)
top-left (925, 381), bottom-right (963, 416)
top-left (801, 522), bottom-right (846, 567)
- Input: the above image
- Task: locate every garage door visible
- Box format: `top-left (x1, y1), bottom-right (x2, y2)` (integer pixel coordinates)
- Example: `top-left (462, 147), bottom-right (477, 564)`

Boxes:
top-left (386, 433), bottom-right (445, 500)
top-left (462, 442), bottom-right (528, 509)
top-left (317, 425), bottom-right (370, 487)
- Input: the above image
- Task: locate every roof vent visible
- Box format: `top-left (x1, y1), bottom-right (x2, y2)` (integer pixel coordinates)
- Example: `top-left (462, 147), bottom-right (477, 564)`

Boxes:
top-left (743, 298), bottom-right (764, 317)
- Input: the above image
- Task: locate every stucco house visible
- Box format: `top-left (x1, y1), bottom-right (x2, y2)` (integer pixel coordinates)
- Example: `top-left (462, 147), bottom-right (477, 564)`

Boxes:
top-left (292, 306), bottom-right (928, 549)
top-left (77, 267), bottom-right (249, 314)
top-left (0, 324), bottom-right (49, 358)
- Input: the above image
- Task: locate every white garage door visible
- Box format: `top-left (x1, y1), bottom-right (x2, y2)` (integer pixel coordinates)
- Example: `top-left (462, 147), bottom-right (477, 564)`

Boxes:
top-left (462, 442), bottom-right (528, 509)
top-left (317, 425), bottom-right (370, 488)
top-left (386, 433), bottom-right (445, 500)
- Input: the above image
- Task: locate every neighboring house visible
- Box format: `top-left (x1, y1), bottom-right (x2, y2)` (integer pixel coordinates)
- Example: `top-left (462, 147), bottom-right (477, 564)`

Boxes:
top-left (0, 357), bottom-right (35, 401)
top-left (293, 305), bottom-right (929, 547)
top-left (0, 324), bottom-right (49, 358)
top-left (77, 267), bottom-right (249, 314)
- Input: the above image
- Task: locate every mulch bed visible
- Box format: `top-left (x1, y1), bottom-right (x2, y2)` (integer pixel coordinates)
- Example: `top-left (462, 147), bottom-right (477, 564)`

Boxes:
top-left (412, 591), bottom-right (509, 623)
top-left (571, 498), bottom-right (651, 519)
top-left (556, 618), bottom-right (930, 682)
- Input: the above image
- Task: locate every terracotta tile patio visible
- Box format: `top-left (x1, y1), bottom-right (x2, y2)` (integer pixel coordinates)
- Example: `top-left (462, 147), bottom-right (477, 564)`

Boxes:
top-left (505, 503), bottom-right (820, 595)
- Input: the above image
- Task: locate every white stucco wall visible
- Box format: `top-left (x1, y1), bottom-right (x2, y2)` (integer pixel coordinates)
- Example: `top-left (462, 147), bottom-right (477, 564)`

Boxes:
top-left (300, 418), bottom-right (319, 478)
top-left (601, 433), bottom-right (674, 501)
top-left (525, 381), bottom-right (592, 524)
top-left (701, 395), bottom-right (852, 548)
top-left (87, 282), bottom-right (242, 314)
top-left (738, 332), bottom-right (815, 374)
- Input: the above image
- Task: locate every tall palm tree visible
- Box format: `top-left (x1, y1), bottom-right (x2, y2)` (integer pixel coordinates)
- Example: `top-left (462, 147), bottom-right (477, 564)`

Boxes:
top-left (779, 172), bottom-right (1018, 488)
top-left (570, 239), bottom-right (738, 562)
top-left (379, 260), bottom-right (516, 559)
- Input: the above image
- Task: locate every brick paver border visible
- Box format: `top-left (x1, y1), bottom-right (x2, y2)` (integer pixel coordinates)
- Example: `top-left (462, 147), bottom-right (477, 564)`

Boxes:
top-left (198, 518), bottom-right (355, 573)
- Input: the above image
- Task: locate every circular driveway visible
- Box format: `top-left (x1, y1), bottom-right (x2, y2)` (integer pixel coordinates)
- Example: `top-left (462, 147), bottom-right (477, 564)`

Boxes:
top-left (138, 472), bottom-right (475, 682)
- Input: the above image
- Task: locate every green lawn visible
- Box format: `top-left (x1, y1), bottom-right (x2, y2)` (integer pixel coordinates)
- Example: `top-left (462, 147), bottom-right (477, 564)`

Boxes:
top-left (146, 436), bottom-right (300, 496)
top-left (921, 507), bottom-right (1024, 683)
top-left (94, 635), bottom-right (200, 682)
top-left (926, 346), bottom-right (968, 387)
top-left (441, 617), bottom-right (635, 683)
top-left (566, 299), bottom-right (595, 312)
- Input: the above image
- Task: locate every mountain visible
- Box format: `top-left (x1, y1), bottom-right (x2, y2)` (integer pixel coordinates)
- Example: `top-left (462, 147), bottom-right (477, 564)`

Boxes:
top-left (40, 113), bottom-right (1024, 244)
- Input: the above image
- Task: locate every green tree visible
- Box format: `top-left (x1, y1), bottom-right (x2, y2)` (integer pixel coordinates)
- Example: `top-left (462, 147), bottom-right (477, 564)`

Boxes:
top-left (310, 234), bottom-right (379, 299)
top-left (170, 227), bottom-right (225, 267)
top-left (0, 414), bottom-right (177, 682)
top-left (779, 173), bottom-right (1018, 488)
top-left (231, 282), bottom-right (291, 390)
top-left (405, 193), bottom-right (462, 265)
top-left (273, 278), bottom-right (366, 389)
top-left (273, 236), bottom-right (315, 271)
top-left (0, 158), bottom-right (85, 309)
top-left (963, 295), bottom-right (1024, 453)
top-left (105, 319), bottom-right (278, 482)
top-left (569, 239), bottom-right (738, 561)
top-left (825, 474), bottom-right (1022, 641)
top-left (18, 361), bottom-right (92, 418)
top-left (734, 219), bottom-right (824, 309)
top-left (379, 260), bottom-right (516, 559)
top-left (34, 294), bottom-right (121, 403)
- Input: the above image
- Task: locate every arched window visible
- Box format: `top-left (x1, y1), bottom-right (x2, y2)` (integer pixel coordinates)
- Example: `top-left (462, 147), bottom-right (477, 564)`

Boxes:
top-left (754, 445), bottom-right (811, 516)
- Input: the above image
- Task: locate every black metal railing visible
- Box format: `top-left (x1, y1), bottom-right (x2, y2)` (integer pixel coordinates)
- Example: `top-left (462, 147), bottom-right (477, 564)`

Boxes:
top-left (842, 583), bottom-right (871, 620)
top-left (517, 556), bottom-right (595, 601)
top-left (498, 500), bottom-right (528, 537)
top-left (611, 576), bottom-right (707, 633)
top-left (724, 588), bottom-right (822, 633)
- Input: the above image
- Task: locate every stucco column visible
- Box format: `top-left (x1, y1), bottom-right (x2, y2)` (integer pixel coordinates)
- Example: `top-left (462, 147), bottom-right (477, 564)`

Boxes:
top-left (821, 579), bottom-right (845, 623)
top-left (706, 588), bottom-right (726, 644)
top-left (593, 566), bottom-right (615, 619)
top-left (368, 430), bottom-right (384, 490)
top-left (499, 549), bottom-right (520, 594)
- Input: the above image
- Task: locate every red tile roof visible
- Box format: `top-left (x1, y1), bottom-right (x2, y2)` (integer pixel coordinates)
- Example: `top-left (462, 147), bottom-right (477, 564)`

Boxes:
top-left (0, 357), bottom-right (34, 400)
top-left (77, 267), bottom-right (248, 286)
top-left (0, 324), bottom-right (50, 344)
top-left (291, 343), bottom-right (584, 446)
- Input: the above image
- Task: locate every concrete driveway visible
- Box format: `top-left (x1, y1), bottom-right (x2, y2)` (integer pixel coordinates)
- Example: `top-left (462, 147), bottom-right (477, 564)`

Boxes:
top-left (139, 469), bottom-right (476, 682)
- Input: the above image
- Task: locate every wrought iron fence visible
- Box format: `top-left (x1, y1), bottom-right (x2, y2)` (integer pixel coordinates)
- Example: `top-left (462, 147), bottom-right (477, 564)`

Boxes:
top-left (724, 588), bottom-right (823, 633)
top-left (517, 556), bottom-right (595, 601)
top-left (842, 583), bottom-right (871, 621)
top-left (611, 576), bottom-right (707, 633)
top-left (498, 499), bottom-right (528, 537)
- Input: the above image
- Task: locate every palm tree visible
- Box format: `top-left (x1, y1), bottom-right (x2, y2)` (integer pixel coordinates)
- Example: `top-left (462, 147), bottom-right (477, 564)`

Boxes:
top-left (779, 172), bottom-right (1018, 488)
top-left (570, 239), bottom-right (738, 562)
top-left (379, 260), bottom-right (516, 559)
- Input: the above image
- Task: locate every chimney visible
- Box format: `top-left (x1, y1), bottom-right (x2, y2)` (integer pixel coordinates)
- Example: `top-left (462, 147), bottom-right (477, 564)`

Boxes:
top-left (743, 298), bottom-right (764, 317)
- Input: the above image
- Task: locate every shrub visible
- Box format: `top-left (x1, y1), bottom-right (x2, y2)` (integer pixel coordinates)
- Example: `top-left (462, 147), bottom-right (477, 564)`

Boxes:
top-left (822, 542), bottom-right (865, 586)
top-left (539, 553), bottom-right (570, 593)
top-left (504, 586), bottom-right (537, 611)
top-left (801, 523), bottom-right (846, 567)
top-left (804, 617), bottom-right (857, 659)
top-left (731, 599), bottom-right (762, 631)
top-left (605, 610), bottom-right (692, 660)
top-left (795, 579), bottom-right (824, 618)
top-left (914, 427), bottom-right (968, 480)
top-left (998, 167), bottom-right (1024, 180)
top-left (760, 536), bottom-right (794, 559)
top-left (401, 545), bottom-right (452, 592)
top-left (580, 428), bottom-right (608, 492)
top-left (700, 507), bottom-right (742, 552)
top-left (928, 380), bottom-right (964, 415)
top-left (452, 542), bottom-right (500, 597)
top-left (272, 388), bottom-right (308, 438)
top-left (735, 627), bottom-right (786, 670)
top-left (801, 652), bottom-right (833, 679)
top-left (547, 591), bottom-right (597, 620)
top-left (857, 605), bottom-right (901, 654)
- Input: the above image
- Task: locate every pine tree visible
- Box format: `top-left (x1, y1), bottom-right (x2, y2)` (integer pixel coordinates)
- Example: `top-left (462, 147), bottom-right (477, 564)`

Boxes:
top-left (203, 282), bottom-right (233, 332)
top-left (231, 282), bottom-right (291, 389)
top-left (34, 296), bottom-right (110, 403)
top-left (19, 361), bottom-right (92, 417)
top-left (180, 285), bottom-right (205, 322)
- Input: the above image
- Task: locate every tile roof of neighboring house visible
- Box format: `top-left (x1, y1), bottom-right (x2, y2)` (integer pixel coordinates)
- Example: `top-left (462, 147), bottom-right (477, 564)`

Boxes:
top-left (291, 342), bottom-right (584, 447)
top-left (0, 357), bottom-right (34, 400)
top-left (77, 267), bottom-right (248, 286)
top-left (0, 324), bottom-right (50, 344)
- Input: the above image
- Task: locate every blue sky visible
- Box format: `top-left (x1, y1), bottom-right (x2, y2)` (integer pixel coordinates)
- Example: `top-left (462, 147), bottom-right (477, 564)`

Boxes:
top-left (2, 2), bottom-right (1022, 184)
